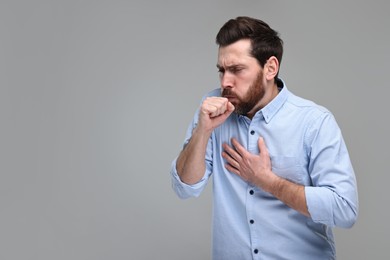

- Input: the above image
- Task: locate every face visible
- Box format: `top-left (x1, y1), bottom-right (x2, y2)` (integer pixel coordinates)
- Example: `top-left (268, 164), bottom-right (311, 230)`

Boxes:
top-left (217, 39), bottom-right (265, 117)
top-left (223, 71), bottom-right (265, 116)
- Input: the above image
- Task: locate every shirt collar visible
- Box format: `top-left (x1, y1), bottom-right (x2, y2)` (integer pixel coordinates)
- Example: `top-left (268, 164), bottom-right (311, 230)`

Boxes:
top-left (258, 78), bottom-right (289, 124)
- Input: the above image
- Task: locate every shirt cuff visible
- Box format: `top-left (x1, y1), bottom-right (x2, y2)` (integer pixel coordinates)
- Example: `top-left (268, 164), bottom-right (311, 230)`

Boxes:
top-left (305, 186), bottom-right (334, 227)
top-left (170, 158), bottom-right (208, 199)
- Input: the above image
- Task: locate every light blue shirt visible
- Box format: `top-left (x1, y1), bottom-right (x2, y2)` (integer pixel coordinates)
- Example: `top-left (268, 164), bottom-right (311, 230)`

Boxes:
top-left (171, 81), bottom-right (358, 260)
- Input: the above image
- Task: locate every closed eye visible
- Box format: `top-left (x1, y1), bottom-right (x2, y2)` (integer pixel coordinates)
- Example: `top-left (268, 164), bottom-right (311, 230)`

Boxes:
top-left (216, 64), bottom-right (245, 76)
top-left (229, 67), bottom-right (243, 73)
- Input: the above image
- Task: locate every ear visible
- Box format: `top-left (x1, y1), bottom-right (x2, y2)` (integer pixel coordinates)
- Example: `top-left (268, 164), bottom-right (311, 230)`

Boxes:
top-left (264, 56), bottom-right (279, 81)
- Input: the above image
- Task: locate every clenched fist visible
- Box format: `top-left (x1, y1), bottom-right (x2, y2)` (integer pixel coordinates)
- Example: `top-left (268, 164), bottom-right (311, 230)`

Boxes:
top-left (198, 97), bottom-right (235, 133)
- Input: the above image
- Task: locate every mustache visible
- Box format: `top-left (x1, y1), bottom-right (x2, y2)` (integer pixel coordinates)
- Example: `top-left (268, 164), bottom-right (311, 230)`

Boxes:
top-left (221, 89), bottom-right (236, 98)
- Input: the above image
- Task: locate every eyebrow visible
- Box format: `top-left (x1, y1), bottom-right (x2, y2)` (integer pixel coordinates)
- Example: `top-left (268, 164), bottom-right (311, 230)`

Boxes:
top-left (216, 64), bottom-right (245, 71)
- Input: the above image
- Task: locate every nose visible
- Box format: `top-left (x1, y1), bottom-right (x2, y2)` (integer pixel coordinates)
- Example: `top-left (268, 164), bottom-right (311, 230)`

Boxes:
top-left (220, 72), bottom-right (234, 89)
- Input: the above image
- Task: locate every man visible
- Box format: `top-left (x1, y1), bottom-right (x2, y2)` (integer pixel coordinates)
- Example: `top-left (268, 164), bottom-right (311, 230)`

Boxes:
top-left (171, 16), bottom-right (358, 259)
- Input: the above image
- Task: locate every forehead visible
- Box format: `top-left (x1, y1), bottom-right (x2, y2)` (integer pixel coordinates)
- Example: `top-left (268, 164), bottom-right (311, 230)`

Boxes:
top-left (217, 39), bottom-right (256, 66)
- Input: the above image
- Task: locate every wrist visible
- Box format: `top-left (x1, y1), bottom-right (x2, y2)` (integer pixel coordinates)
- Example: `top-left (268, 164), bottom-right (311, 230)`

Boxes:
top-left (263, 171), bottom-right (282, 194)
top-left (193, 123), bottom-right (214, 138)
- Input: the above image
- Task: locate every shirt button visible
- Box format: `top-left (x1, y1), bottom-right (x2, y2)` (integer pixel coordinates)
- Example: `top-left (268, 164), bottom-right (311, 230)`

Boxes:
top-left (249, 190), bottom-right (254, 195)
top-left (254, 249), bottom-right (259, 254)
top-left (250, 219), bottom-right (254, 224)
top-left (250, 130), bottom-right (255, 135)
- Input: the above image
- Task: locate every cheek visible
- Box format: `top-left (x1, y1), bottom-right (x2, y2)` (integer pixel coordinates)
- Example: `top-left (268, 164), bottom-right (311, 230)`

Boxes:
top-left (236, 79), bottom-right (253, 95)
top-left (239, 72), bottom-right (257, 85)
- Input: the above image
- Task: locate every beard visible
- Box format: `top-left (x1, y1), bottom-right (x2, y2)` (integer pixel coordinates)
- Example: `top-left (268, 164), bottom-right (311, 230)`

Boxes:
top-left (222, 71), bottom-right (265, 116)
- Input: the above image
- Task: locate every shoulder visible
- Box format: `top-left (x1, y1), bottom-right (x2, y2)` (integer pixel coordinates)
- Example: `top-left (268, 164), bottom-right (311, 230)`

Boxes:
top-left (203, 88), bottom-right (221, 99)
top-left (286, 90), bottom-right (332, 120)
top-left (281, 89), bottom-right (341, 139)
top-left (277, 80), bottom-right (331, 120)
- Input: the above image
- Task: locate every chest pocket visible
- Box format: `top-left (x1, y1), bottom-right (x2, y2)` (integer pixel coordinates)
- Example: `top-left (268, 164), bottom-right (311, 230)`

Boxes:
top-left (270, 155), bottom-right (303, 184)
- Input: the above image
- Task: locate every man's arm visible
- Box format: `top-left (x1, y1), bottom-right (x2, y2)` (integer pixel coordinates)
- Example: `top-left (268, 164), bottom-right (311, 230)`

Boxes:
top-left (270, 175), bottom-right (309, 216)
top-left (176, 126), bottom-right (212, 184)
top-left (222, 137), bottom-right (310, 216)
top-left (176, 97), bottom-right (235, 184)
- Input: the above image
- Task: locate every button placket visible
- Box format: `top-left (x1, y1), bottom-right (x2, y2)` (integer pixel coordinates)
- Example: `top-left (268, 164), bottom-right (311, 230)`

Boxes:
top-left (247, 116), bottom-right (262, 257)
top-left (247, 185), bottom-right (259, 257)
top-left (248, 117), bottom-right (261, 153)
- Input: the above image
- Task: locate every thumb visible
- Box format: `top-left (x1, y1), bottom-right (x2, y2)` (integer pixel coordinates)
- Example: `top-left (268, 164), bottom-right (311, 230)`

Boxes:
top-left (227, 101), bottom-right (235, 112)
top-left (258, 137), bottom-right (269, 155)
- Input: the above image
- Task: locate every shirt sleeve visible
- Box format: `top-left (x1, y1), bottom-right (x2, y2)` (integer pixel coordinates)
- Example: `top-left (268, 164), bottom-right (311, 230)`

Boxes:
top-left (170, 107), bottom-right (214, 199)
top-left (304, 112), bottom-right (359, 228)
top-left (171, 157), bottom-right (211, 199)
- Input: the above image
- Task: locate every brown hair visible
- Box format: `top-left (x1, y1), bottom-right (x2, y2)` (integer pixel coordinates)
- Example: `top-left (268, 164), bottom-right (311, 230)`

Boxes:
top-left (216, 16), bottom-right (283, 78)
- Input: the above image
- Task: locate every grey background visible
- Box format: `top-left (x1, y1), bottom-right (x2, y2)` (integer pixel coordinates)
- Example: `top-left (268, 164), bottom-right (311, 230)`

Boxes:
top-left (1, 0), bottom-right (388, 259)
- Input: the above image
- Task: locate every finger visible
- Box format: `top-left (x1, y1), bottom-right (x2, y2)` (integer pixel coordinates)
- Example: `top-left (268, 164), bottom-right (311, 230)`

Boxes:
top-left (227, 101), bottom-right (235, 112)
top-left (204, 97), bottom-right (228, 107)
top-left (223, 143), bottom-right (242, 162)
top-left (208, 97), bottom-right (233, 116)
top-left (202, 103), bottom-right (224, 118)
top-left (258, 137), bottom-right (269, 157)
top-left (207, 104), bottom-right (223, 118)
top-left (225, 163), bottom-right (240, 176)
top-left (203, 98), bottom-right (229, 117)
top-left (220, 101), bottom-right (235, 120)
top-left (231, 138), bottom-right (247, 156)
top-left (222, 151), bottom-right (240, 169)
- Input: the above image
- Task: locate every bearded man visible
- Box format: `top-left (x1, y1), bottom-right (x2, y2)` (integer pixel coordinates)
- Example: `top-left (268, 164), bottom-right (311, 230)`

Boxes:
top-left (171, 16), bottom-right (358, 260)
